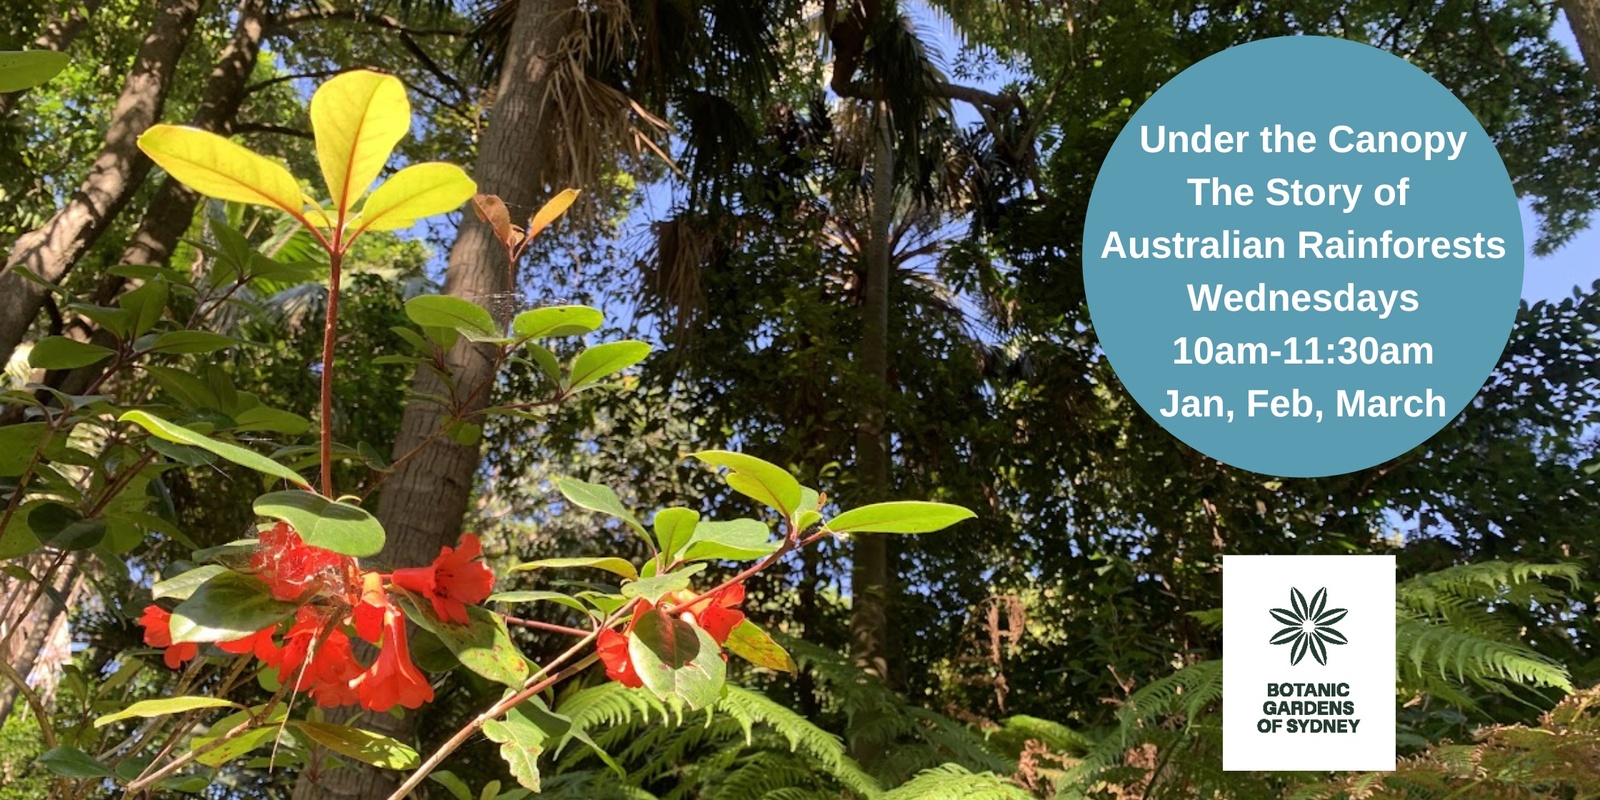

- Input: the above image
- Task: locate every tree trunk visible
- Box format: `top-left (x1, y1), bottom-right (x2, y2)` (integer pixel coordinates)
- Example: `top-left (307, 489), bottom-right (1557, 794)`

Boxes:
top-left (290, 1), bottom-right (576, 797)
top-left (846, 100), bottom-right (897, 766)
top-left (1565, 0), bottom-right (1600, 86)
top-left (0, 553), bottom-right (84, 724)
top-left (851, 102), bottom-right (895, 683)
top-left (0, 0), bottom-right (203, 369)
top-left (51, 0), bottom-right (267, 398)
top-left (0, 0), bottom-right (104, 117)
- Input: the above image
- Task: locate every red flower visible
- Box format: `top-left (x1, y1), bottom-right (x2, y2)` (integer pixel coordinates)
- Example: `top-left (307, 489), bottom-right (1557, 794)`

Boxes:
top-left (252, 521), bottom-right (346, 601)
top-left (352, 571), bottom-right (388, 644)
top-left (217, 626), bottom-right (280, 663)
top-left (351, 603), bottom-right (433, 712)
top-left (138, 605), bottom-right (198, 669)
top-left (680, 583), bottom-right (746, 644)
top-left (596, 629), bottom-right (642, 688)
top-left (390, 533), bottom-right (494, 624)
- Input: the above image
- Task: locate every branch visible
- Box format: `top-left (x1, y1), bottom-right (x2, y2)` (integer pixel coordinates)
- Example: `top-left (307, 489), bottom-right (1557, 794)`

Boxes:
top-left (265, 7), bottom-right (463, 37)
top-left (234, 122), bottom-right (312, 140)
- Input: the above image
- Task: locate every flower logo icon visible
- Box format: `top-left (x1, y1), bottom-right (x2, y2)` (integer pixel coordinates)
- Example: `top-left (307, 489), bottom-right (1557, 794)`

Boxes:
top-left (1269, 587), bottom-right (1348, 666)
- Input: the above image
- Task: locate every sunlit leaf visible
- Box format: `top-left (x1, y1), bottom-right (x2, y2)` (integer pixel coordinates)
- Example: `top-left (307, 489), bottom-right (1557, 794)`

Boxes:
top-left (528, 188), bottom-right (579, 237)
top-left (566, 340), bottom-right (651, 391)
top-left (169, 571), bottom-right (297, 643)
top-left (93, 696), bottom-right (241, 728)
top-left (138, 125), bottom-right (306, 218)
top-left (0, 50), bottom-right (70, 92)
top-left (309, 69), bottom-right (408, 217)
top-left (356, 162), bottom-right (476, 233)
top-left (509, 556), bottom-right (637, 581)
top-left (691, 451), bottom-right (803, 517)
top-left (120, 410), bottom-right (310, 488)
top-left (826, 501), bottom-right (975, 534)
top-left (628, 606), bottom-right (725, 710)
top-left (253, 490), bottom-right (385, 557)
top-left (723, 620), bottom-right (796, 673)
top-left (290, 721), bottom-right (420, 769)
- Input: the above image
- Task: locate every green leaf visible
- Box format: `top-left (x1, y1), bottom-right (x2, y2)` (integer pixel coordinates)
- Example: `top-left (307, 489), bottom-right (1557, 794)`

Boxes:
top-left (120, 410), bottom-right (310, 488)
top-left (680, 519), bottom-right (780, 563)
top-left (723, 620), bottom-right (797, 673)
top-left (509, 556), bottom-right (637, 581)
top-left (395, 595), bottom-right (529, 688)
top-left (691, 451), bottom-right (802, 517)
top-left (195, 726), bottom-right (279, 767)
top-left (142, 330), bottom-right (238, 355)
top-left (28, 502), bottom-right (105, 551)
top-left (170, 570), bottom-right (297, 643)
top-left (621, 564), bottom-right (705, 604)
top-left (430, 772), bottom-right (475, 800)
top-left (511, 305), bottom-right (603, 339)
top-left (653, 508), bottom-right (699, 560)
top-left (28, 336), bottom-right (112, 369)
top-left (36, 746), bottom-right (113, 779)
top-left (233, 405), bottom-right (310, 435)
top-left (94, 696), bottom-right (241, 728)
top-left (119, 279), bottom-right (168, 336)
top-left (190, 703), bottom-right (287, 766)
top-left (482, 697), bottom-right (570, 791)
top-left (486, 590), bottom-right (590, 614)
top-left (0, 50), bottom-right (69, 92)
top-left (405, 295), bottom-right (498, 340)
top-left (152, 565), bottom-right (230, 600)
top-left (565, 340), bottom-right (650, 391)
top-left (0, 422), bottom-right (49, 477)
top-left (628, 606), bottom-right (725, 710)
top-left (290, 721), bottom-right (420, 769)
top-left (826, 501), bottom-right (975, 534)
top-left (192, 538), bottom-right (258, 563)
top-left (252, 491), bottom-right (384, 557)
top-left (555, 478), bottom-right (648, 538)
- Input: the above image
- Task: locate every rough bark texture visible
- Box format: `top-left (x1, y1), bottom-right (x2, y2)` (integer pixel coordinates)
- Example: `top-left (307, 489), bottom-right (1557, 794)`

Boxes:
top-left (0, 0), bottom-right (203, 369)
top-left (0, 0), bottom-right (104, 117)
top-left (851, 104), bottom-right (895, 682)
top-left (289, 1), bottom-right (576, 797)
top-left (1565, 0), bottom-right (1600, 86)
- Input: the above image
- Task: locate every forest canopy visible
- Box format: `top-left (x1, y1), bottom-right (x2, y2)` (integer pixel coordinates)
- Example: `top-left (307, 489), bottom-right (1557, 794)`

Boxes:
top-left (0, 1), bottom-right (1597, 799)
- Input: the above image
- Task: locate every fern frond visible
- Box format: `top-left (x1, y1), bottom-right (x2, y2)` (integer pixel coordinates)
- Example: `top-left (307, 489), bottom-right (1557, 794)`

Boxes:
top-left (1398, 615), bottom-right (1572, 696)
top-left (880, 764), bottom-right (1033, 800)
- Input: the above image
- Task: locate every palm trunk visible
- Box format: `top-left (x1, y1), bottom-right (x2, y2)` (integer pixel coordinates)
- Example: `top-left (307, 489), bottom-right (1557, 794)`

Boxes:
top-left (0, 0), bottom-right (104, 117)
top-left (851, 102), bottom-right (895, 683)
top-left (0, 0), bottom-right (204, 369)
top-left (290, 1), bottom-right (576, 797)
top-left (1564, 0), bottom-right (1600, 86)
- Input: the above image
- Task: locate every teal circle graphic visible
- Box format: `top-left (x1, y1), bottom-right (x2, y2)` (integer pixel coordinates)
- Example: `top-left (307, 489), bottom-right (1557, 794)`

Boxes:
top-left (1083, 36), bottom-right (1523, 477)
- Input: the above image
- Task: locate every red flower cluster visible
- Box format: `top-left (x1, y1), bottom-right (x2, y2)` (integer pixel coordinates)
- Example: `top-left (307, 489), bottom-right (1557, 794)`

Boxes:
top-left (139, 529), bottom-right (495, 713)
top-left (597, 583), bottom-right (746, 688)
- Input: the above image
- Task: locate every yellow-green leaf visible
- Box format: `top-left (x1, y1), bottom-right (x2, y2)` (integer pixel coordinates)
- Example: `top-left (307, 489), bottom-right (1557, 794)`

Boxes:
top-left (310, 70), bottom-right (409, 217)
top-left (94, 696), bottom-right (241, 728)
top-left (356, 162), bottom-right (476, 233)
top-left (137, 125), bottom-right (305, 218)
top-left (289, 721), bottom-right (420, 769)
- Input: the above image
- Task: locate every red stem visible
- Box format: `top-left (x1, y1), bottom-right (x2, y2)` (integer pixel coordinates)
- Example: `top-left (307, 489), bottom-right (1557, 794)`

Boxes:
top-left (320, 250), bottom-right (343, 497)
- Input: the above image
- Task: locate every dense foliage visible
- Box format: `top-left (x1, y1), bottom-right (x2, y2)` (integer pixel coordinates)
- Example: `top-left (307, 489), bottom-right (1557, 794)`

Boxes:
top-left (0, 1), bottom-right (1596, 799)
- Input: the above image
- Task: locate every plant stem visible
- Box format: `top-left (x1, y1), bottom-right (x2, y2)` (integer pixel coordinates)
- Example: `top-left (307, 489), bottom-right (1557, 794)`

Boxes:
top-left (502, 616), bottom-right (591, 637)
top-left (319, 249), bottom-right (343, 497)
top-left (384, 651), bottom-right (600, 800)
